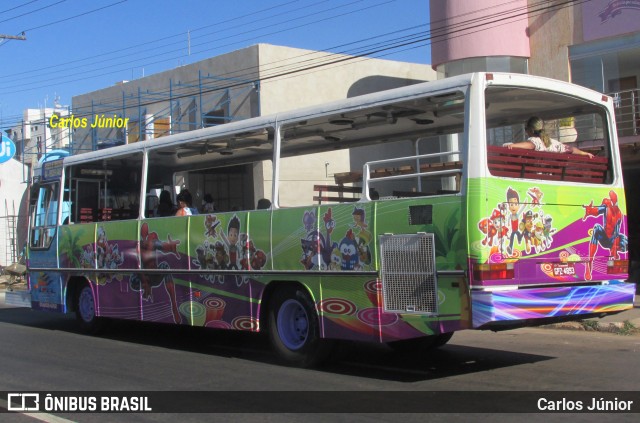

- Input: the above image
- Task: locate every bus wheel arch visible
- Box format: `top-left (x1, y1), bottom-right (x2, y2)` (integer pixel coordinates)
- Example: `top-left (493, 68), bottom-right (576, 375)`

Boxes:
top-left (67, 277), bottom-right (105, 334)
top-left (65, 276), bottom-right (90, 313)
top-left (265, 282), bottom-right (333, 367)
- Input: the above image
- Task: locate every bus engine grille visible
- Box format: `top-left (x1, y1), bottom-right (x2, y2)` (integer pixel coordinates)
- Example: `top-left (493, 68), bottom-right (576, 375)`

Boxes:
top-left (379, 233), bottom-right (438, 314)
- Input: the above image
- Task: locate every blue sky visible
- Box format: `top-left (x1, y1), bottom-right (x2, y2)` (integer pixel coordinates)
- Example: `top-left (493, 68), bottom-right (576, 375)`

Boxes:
top-left (0, 0), bottom-right (430, 128)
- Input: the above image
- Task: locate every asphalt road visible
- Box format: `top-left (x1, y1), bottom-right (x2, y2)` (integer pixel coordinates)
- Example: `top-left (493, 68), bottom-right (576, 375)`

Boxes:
top-left (0, 304), bottom-right (638, 422)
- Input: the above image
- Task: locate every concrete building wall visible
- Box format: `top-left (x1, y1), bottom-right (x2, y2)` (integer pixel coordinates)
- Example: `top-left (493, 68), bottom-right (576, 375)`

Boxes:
top-left (527, 0), bottom-right (577, 82)
top-left (0, 158), bottom-right (29, 267)
top-left (72, 46), bottom-right (261, 153)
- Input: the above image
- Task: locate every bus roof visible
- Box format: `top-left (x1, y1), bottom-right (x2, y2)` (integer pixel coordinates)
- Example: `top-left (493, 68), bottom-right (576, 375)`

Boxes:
top-left (60, 72), bottom-right (610, 170)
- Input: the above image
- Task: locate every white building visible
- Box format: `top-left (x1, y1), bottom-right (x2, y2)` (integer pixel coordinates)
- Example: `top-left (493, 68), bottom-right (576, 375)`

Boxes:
top-left (7, 105), bottom-right (72, 168)
top-left (0, 156), bottom-right (28, 267)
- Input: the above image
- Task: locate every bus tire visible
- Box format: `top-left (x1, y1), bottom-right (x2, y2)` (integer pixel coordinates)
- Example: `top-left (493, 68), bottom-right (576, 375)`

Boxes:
top-left (267, 286), bottom-right (332, 367)
top-left (387, 332), bottom-right (454, 352)
top-left (75, 284), bottom-right (105, 334)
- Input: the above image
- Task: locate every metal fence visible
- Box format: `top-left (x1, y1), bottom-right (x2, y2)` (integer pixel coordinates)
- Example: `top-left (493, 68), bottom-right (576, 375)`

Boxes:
top-left (609, 88), bottom-right (640, 138)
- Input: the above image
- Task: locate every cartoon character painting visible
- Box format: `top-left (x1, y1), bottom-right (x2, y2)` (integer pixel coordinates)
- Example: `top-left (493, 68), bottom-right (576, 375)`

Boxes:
top-left (352, 206), bottom-right (372, 266)
top-left (478, 186), bottom-right (557, 258)
top-left (221, 215), bottom-right (241, 270)
top-left (582, 190), bottom-right (628, 280)
top-left (506, 187), bottom-right (526, 256)
top-left (130, 223), bottom-right (181, 323)
top-left (521, 210), bottom-right (536, 254)
top-left (527, 187), bottom-right (543, 205)
top-left (532, 221), bottom-right (546, 252)
top-left (338, 229), bottom-right (360, 271)
top-left (192, 214), bottom-right (266, 278)
top-left (213, 241), bottom-right (229, 269)
top-left (299, 206), bottom-right (372, 272)
top-left (478, 208), bottom-right (506, 247)
top-left (88, 226), bottom-right (125, 284)
top-left (300, 209), bottom-right (336, 270)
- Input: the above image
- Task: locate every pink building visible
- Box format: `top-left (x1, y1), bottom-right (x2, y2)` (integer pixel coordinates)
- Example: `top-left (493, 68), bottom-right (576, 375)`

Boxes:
top-left (430, 0), bottom-right (640, 282)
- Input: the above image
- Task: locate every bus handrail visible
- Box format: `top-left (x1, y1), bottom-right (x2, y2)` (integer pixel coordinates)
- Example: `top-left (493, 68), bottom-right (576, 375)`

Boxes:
top-left (362, 151), bottom-right (461, 199)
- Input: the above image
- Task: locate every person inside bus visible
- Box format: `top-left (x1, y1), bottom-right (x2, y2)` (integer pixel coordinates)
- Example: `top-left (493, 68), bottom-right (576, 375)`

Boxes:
top-left (202, 193), bottom-right (216, 213)
top-left (505, 116), bottom-right (594, 158)
top-left (156, 190), bottom-right (175, 217)
top-left (175, 189), bottom-right (199, 216)
top-left (175, 190), bottom-right (192, 216)
top-left (256, 198), bottom-right (271, 209)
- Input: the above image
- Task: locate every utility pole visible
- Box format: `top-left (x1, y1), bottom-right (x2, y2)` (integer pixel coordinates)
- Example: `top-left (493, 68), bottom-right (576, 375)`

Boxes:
top-left (0, 32), bottom-right (27, 41)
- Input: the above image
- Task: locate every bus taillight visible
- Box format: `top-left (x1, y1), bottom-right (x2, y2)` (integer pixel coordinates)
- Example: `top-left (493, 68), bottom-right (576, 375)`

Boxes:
top-left (607, 259), bottom-right (628, 275)
top-left (473, 262), bottom-right (515, 281)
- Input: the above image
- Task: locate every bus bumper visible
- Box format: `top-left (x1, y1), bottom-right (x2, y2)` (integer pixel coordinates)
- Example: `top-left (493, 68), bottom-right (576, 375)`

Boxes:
top-left (471, 281), bottom-right (636, 329)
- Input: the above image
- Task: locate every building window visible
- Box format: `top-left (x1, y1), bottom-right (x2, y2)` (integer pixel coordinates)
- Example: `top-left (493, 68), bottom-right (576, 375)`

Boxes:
top-left (436, 56), bottom-right (528, 79)
top-left (203, 109), bottom-right (227, 127)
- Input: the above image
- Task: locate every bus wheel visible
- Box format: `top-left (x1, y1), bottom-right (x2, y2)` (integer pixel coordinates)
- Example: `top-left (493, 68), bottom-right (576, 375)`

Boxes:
top-left (267, 286), bottom-right (332, 367)
top-left (387, 332), bottom-right (454, 352)
top-left (76, 284), bottom-right (104, 334)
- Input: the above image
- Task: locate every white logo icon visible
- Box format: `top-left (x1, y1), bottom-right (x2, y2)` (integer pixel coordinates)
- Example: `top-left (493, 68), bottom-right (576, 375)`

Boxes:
top-left (7, 393), bottom-right (40, 411)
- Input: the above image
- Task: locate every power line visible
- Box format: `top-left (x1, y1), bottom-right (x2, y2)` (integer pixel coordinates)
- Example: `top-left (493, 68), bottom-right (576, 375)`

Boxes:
top-left (0, 0), bottom-right (327, 81)
top-left (21, 0), bottom-right (127, 32)
top-left (0, 0), bottom-right (67, 25)
top-left (0, 0), bottom-right (392, 92)
top-left (0, 0), bottom-right (43, 16)
top-left (1, 0), bottom-right (585, 128)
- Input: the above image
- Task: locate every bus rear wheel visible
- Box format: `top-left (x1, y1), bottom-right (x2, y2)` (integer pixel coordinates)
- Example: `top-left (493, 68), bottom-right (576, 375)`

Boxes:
top-left (267, 286), bottom-right (332, 367)
top-left (75, 284), bottom-right (105, 334)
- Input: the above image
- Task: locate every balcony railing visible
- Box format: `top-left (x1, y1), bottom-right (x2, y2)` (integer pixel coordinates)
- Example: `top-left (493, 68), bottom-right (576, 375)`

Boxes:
top-left (608, 88), bottom-right (640, 138)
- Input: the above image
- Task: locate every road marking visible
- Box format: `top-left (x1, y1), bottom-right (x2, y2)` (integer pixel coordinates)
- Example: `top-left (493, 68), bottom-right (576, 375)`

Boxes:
top-left (0, 398), bottom-right (76, 423)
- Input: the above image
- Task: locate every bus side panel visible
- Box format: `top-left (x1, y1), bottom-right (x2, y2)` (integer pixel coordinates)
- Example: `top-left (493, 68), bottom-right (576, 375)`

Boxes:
top-left (93, 221), bottom-right (140, 320)
top-left (269, 199), bottom-right (469, 343)
top-left (372, 198), bottom-right (470, 338)
top-left (181, 212), bottom-right (266, 331)
top-left (59, 221), bottom-right (140, 320)
top-left (30, 271), bottom-right (65, 312)
top-left (270, 205), bottom-right (380, 342)
top-left (30, 224), bottom-right (65, 312)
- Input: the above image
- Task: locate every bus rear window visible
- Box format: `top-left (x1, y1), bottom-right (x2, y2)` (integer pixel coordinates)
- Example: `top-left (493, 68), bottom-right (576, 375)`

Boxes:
top-left (484, 86), bottom-right (613, 184)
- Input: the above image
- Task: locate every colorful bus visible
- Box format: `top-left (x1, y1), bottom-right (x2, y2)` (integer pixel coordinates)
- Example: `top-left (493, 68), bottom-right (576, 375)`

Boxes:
top-left (23, 72), bottom-right (635, 366)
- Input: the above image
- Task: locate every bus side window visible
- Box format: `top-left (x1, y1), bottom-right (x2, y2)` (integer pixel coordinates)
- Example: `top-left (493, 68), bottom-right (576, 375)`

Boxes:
top-left (66, 153), bottom-right (144, 222)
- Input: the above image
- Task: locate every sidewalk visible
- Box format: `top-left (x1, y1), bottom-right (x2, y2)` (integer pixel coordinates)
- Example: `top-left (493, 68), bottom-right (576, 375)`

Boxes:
top-left (546, 295), bottom-right (640, 335)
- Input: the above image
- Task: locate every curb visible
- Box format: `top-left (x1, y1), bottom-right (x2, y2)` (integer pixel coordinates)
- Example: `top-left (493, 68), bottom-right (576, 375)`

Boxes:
top-left (543, 319), bottom-right (640, 336)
